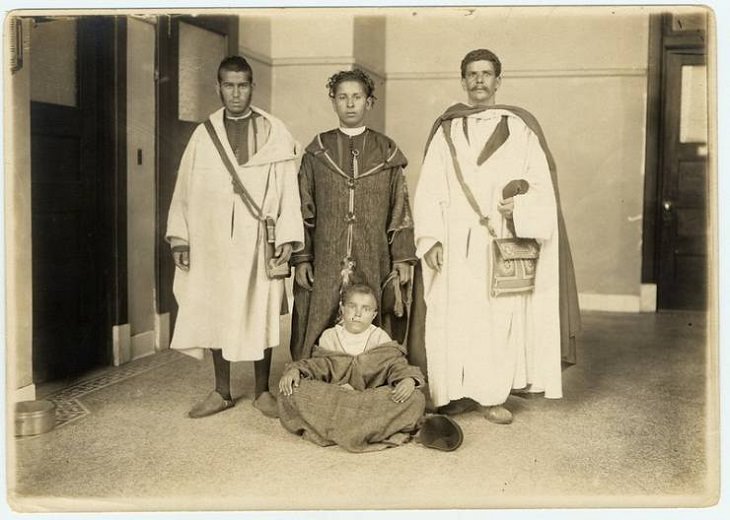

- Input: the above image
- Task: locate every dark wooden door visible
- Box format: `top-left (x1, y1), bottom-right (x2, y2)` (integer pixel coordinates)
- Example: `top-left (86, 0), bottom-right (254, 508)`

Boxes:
top-left (657, 50), bottom-right (708, 310)
top-left (156, 15), bottom-right (238, 321)
top-left (30, 18), bottom-right (112, 382)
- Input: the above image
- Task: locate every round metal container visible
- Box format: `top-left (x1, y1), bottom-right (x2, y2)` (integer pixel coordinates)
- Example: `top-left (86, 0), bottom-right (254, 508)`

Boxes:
top-left (15, 400), bottom-right (56, 437)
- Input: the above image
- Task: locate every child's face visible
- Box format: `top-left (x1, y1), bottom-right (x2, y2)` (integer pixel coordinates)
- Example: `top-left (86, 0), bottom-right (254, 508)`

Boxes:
top-left (331, 80), bottom-right (372, 128)
top-left (340, 292), bottom-right (377, 334)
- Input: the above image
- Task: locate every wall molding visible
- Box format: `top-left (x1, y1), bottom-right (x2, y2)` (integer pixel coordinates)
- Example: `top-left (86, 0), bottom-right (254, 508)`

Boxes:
top-left (131, 331), bottom-right (156, 361)
top-left (112, 323), bottom-right (131, 366)
top-left (579, 292), bottom-right (641, 313)
top-left (14, 383), bottom-right (36, 403)
top-left (239, 46), bottom-right (648, 82)
top-left (640, 283), bottom-right (658, 312)
top-left (388, 67), bottom-right (648, 81)
top-left (155, 312), bottom-right (171, 351)
top-left (355, 61), bottom-right (385, 81)
top-left (273, 55), bottom-right (355, 67)
top-left (241, 45), bottom-right (353, 68)
top-left (578, 284), bottom-right (657, 313)
top-left (239, 45), bottom-right (273, 66)
top-left (240, 45), bottom-right (388, 77)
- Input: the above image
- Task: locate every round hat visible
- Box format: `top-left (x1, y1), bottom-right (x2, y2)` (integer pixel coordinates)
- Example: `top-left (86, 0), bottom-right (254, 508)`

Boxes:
top-left (417, 414), bottom-right (464, 451)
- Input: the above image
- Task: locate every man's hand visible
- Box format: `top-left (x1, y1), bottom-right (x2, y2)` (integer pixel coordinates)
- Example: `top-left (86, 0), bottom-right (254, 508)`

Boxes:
top-left (278, 368), bottom-right (301, 396)
top-left (391, 377), bottom-right (416, 403)
top-left (295, 262), bottom-right (314, 291)
top-left (273, 243), bottom-right (293, 266)
top-left (424, 243), bottom-right (444, 273)
top-left (172, 250), bottom-right (190, 271)
top-left (393, 261), bottom-right (411, 285)
top-left (497, 197), bottom-right (515, 219)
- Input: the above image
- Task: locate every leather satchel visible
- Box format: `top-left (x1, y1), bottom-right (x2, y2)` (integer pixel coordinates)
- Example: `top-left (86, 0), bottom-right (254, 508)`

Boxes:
top-left (204, 119), bottom-right (290, 280)
top-left (491, 237), bottom-right (539, 297)
top-left (441, 123), bottom-right (539, 297)
top-left (263, 217), bottom-right (291, 279)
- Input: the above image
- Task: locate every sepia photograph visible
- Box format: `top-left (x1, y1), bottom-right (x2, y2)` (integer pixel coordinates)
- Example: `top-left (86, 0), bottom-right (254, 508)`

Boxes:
top-left (2, 1), bottom-right (724, 517)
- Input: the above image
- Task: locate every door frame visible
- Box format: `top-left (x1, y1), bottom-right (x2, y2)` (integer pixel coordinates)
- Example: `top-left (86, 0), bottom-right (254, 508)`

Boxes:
top-left (28, 15), bottom-right (127, 379)
top-left (155, 15), bottom-right (239, 321)
top-left (640, 13), bottom-right (707, 308)
top-left (94, 15), bottom-right (129, 366)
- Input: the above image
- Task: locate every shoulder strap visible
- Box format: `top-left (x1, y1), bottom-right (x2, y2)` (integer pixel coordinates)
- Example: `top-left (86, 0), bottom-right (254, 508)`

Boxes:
top-left (440, 121), bottom-right (497, 238)
top-left (203, 119), bottom-right (263, 220)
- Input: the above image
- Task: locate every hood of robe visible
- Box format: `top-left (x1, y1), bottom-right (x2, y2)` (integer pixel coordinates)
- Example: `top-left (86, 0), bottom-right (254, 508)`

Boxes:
top-left (312, 340), bottom-right (408, 359)
top-left (304, 128), bottom-right (408, 177)
top-left (208, 106), bottom-right (301, 167)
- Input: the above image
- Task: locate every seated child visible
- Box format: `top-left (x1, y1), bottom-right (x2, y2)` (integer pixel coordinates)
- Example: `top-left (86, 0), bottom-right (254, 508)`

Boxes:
top-left (278, 284), bottom-right (426, 452)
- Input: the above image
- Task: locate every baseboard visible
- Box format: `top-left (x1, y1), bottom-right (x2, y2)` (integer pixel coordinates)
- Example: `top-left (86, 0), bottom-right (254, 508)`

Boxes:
top-left (578, 292), bottom-right (641, 313)
top-left (640, 283), bottom-right (658, 312)
top-left (155, 312), bottom-right (170, 351)
top-left (13, 383), bottom-right (36, 403)
top-left (112, 324), bottom-right (131, 366)
top-left (131, 331), bottom-right (156, 361)
top-left (579, 285), bottom-right (656, 313)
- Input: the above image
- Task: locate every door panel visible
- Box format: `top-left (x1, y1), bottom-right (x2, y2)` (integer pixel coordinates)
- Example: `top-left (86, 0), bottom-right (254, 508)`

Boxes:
top-left (31, 100), bottom-right (103, 381)
top-left (657, 51), bottom-right (708, 310)
top-left (30, 18), bottom-right (110, 383)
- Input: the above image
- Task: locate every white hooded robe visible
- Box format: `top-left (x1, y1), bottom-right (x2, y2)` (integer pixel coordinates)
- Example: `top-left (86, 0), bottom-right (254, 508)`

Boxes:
top-left (166, 106), bottom-right (304, 362)
top-left (413, 109), bottom-right (561, 407)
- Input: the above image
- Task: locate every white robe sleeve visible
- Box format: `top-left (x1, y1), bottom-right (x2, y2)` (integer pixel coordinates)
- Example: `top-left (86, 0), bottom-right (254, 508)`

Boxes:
top-left (272, 159), bottom-right (305, 252)
top-left (511, 127), bottom-right (558, 241)
top-left (413, 128), bottom-right (450, 258)
top-left (165, 129), bottom-right (198, 245)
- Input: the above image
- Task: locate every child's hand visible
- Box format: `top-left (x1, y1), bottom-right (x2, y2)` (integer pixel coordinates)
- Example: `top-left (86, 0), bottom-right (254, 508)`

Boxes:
top-left (278, 368), bottom-right (301, 396)
top-left (391, 377), bottom-right (416, 403)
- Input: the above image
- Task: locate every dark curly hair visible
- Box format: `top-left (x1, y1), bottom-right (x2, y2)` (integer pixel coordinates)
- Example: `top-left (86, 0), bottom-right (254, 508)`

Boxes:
top-left (326, 69), bottom-right (377, 101)
top-left (460, 49), bottom-right (502, 78)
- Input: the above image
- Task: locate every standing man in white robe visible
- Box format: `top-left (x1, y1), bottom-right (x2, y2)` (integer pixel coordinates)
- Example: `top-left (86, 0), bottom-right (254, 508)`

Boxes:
top-left (166, 56), bottom-right (304, 419)
top-left (412, 49), bottom-right (580, 425)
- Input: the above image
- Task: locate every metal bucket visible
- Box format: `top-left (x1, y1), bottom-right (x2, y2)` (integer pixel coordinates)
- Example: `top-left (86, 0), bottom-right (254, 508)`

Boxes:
top-left (15, 400), bottom-right (56, 437)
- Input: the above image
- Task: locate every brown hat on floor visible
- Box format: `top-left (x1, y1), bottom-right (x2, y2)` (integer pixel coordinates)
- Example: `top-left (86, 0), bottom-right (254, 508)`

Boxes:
top-left (417, 414), bottom-right (464, 451)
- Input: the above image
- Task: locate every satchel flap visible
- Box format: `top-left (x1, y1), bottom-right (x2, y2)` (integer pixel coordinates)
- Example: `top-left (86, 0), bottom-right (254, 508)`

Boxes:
top-left (493, 238), bottom-right (540, 260)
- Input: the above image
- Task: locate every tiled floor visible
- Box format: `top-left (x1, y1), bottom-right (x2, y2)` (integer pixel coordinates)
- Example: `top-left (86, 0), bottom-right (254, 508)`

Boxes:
top-left (41, 349), bottom-right (183, 428)
top-left (9, 311), bottom-right (718, 512)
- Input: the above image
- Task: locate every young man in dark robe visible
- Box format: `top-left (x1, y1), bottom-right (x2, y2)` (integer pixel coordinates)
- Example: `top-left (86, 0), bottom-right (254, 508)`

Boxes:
top-left (289, 69), bottom-right (417, 361)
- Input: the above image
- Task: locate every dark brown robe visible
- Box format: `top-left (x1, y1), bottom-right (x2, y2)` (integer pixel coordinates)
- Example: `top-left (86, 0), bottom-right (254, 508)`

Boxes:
top-left (290, 129), bottom-right (416, 360)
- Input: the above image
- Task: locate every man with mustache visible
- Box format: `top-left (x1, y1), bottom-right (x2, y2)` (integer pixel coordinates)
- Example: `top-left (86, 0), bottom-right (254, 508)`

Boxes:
top-left (410, 49), bottom-right (580, 424)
